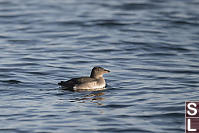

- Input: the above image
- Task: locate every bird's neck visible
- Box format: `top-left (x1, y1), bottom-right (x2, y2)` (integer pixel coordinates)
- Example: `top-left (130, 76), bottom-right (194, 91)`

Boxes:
top-left (90, 74), bottom-right (103, 79)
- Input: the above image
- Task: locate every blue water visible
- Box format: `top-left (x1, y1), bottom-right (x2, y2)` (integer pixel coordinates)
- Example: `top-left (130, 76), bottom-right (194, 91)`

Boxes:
top-left (0, 0), bottom-right (199, 132)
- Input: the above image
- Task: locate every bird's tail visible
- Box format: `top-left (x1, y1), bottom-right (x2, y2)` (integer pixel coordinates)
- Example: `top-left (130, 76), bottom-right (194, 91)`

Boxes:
top-left (58, 81), bottom-right (64, 85)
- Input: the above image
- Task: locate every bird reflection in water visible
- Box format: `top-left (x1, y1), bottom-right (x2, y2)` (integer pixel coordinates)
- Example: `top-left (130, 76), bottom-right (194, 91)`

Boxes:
top-left (70, 90), bottom-right (105, 106)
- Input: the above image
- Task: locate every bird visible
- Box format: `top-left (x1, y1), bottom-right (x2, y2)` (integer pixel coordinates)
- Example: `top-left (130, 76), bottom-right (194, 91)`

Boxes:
top-left (58, 67), bottom-right (110, 91)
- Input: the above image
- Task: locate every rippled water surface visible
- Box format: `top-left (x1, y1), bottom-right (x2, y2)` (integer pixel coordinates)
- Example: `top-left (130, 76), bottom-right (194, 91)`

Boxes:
top-left (0, 0), bottom-right (199, 132)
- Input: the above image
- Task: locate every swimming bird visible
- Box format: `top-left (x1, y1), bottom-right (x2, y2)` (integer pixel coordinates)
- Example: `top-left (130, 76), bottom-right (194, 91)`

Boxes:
top-left (58, 67), bottom-right (110, 91)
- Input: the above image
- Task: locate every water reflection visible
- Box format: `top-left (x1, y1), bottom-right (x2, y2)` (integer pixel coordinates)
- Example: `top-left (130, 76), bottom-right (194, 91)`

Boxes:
top-left (70, 91), bottom-right (105, 106)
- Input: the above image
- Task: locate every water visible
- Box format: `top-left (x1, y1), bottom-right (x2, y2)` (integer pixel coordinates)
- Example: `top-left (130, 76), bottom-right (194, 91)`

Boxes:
top-left (0, 0), bottom-right (199, 132)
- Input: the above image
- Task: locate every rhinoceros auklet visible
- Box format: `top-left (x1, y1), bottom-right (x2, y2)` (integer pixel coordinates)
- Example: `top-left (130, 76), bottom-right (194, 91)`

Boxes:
top-left (58, 67), bottom-right (110, 90)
